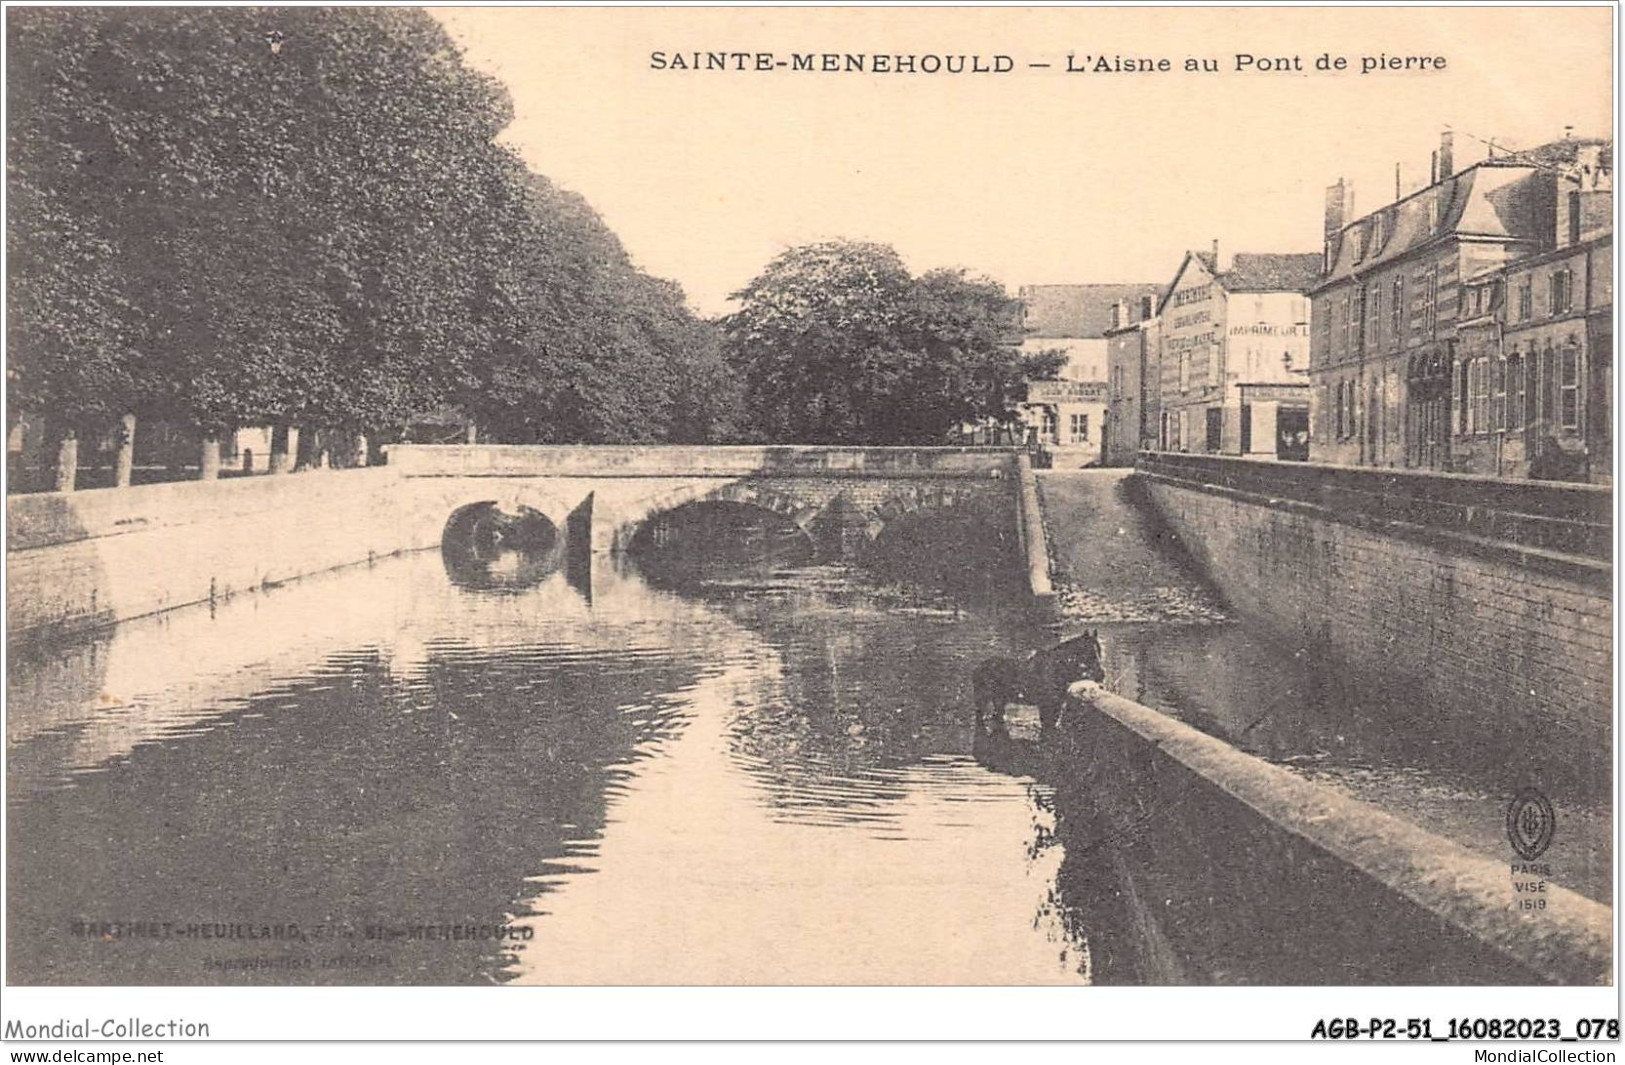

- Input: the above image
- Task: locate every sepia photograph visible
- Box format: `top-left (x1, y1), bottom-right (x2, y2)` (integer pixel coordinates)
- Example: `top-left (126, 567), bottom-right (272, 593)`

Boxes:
top-left (0, 1), bottom-right (1617, 1048)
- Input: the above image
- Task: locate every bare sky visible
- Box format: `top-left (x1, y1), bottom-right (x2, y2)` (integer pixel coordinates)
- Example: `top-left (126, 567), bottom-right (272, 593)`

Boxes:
top-left (433, 6), bottom-right (1612, 317)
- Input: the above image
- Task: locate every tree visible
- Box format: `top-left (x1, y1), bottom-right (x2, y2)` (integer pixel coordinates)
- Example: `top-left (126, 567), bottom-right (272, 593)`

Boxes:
top-left (721, 240), bottom-right (1053, 444)
top-left (9, 7), bottom-right (740, 482)
top-left (8, 8), bottom-right (519, 466)
top-left (461, 172), bottom-right (736, 445)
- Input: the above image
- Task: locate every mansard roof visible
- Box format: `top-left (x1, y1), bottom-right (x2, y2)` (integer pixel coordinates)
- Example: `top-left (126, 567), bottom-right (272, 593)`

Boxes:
top-left (1317, 163), bottom-right (1555, 291)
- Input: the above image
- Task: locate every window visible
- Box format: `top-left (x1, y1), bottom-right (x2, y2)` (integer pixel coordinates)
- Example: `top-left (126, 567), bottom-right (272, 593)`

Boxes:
top-left (1466, 360), bottom-right (1479, 434)
top-left (1179, 351), bottom-right (1191, 393)
top-left (1560, 339), bottom-right (1581, 430)
top-left (1540, 341), bottom-right (1557, 428)
top-left (1518, 280), bottom-right (1533, 322)
top-left (1550, 269), bottom-right (1573, 316)
top-left (1367, 285), bottom-right (1383, 355)
top-left (1491, 353), bottom-right (1506, 431)
top-left (1462, 358), bottom-right (1495, 435)
top-left (1506, 352), bottom-right (1526, 431)
top-left (1457, 360), bottom-right (1470, 434)
top-left (1069, 412), bottom-right (1090, 443)
top-left (1390, 277), bottom-right (1405, 348)
top-left (1040, 408), bottom-right (1058, 442)
top-left (1349, 285), bottom-right (1365, 353)
top-left (1421, 268), bottom-right (1439, 334)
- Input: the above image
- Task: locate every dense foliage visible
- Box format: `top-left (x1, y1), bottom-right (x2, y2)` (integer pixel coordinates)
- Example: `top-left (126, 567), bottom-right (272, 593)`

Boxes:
top-left (7, 7), bottom-right (734, 457)
top-left (722, 241), bottom-right (1060, 445)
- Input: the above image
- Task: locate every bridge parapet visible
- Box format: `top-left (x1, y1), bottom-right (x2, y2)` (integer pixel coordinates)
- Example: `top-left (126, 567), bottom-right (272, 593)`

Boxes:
top-left (383, 444), bottom-right (1018, 479)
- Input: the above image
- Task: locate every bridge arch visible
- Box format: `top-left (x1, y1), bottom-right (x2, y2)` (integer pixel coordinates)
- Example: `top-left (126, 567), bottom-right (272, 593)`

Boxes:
top-left (608, 480), bottom-right (825, 554)
top-left (439, 499), bottom-right (567, 592)
top-left (401, 480), bottom-right (584, 553)
top-left (858, 484), bottom-right (991, 545)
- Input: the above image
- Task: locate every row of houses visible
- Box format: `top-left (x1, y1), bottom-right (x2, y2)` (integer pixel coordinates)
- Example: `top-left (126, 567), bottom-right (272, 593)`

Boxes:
top-left (1019, 130), bottom-right (1612, 484)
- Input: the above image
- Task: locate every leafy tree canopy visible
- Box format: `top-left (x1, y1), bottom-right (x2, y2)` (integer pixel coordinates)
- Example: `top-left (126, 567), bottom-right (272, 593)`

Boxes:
top-left (722, 241), bottom-right (1043, 445)
top-left (8, 7), bottom-right (737, 450)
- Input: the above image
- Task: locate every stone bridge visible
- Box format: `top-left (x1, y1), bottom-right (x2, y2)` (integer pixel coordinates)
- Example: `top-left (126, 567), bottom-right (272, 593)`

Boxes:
top-left (384, 444), bottom-right (1023, 559)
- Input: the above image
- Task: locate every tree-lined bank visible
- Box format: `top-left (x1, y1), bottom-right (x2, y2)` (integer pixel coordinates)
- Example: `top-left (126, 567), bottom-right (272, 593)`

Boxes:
top-left (8, 9), bottom-right (1047, 492)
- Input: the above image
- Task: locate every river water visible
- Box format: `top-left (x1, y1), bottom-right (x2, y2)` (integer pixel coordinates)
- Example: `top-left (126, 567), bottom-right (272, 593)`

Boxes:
top-left (8, 540), bottom-right (1091, 985)
top-left (7, 503), bottom-right (1611, 985)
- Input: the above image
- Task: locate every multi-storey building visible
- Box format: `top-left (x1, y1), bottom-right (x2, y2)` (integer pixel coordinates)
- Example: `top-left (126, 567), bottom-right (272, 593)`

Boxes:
top-left (1016, 282), bottom-right (1160, 466)
top-left (1153, 245), bottom-right (1318, 457)
top-left (1308, 131), bottom-right (1611, 480)
top-left (1103, 295), bottom-right (1160, 465)
top-left (1452, 140), bottom-right (1612, 482)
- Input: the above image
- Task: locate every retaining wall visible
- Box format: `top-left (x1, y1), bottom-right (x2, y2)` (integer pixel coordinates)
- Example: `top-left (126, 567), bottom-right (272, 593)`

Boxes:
top-left (7, 469), bottom-right (417, 644)
top-left (1059, 684), bottom-right (1612, 984)
top-left (8, 446), bottom-right (1038, 643)
top-left (1134, 452), bottom-right (1612, 743)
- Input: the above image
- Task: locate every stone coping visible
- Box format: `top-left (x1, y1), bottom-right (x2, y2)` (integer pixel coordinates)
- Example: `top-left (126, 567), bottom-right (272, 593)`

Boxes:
top-left (1068, 683), bottom-right (1613, 986)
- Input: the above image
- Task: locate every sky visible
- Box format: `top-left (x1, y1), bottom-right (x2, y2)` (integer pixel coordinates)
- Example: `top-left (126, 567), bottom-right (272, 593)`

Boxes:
top-left (432, 6), bottom-right (1613, 317)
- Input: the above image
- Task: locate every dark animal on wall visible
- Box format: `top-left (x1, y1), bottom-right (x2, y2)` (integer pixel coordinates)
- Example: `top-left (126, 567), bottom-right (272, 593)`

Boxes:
top-left (972, 630), bottom-right (1105, 736)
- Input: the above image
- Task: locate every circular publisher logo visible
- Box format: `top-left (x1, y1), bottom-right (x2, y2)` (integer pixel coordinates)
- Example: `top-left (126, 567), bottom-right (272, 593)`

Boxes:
top-left (1506, 787), bottom-right (1556, 861)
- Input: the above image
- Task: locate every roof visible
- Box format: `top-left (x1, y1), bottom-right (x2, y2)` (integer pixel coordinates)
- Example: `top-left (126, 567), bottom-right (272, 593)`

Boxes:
top-left (1493, 136), bottom-right (1612, 174)
top-left (1017, 283), bottom-right (1162, 339)
top-left (1216, 252), bottom-right (1322, 293)
top-left (1316, 162), bottom-right (1555, 291)
top-left (1157, 249), bottom-right (1320, 312)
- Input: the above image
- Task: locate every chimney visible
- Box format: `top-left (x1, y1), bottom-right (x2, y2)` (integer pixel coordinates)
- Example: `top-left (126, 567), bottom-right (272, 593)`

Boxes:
top-left (1575, 143), bottom-right (1610, 188)
top-left (1437, 130), bottom-right (1455, 181)
top-left (1323, 179), bottom-right (1350, 239)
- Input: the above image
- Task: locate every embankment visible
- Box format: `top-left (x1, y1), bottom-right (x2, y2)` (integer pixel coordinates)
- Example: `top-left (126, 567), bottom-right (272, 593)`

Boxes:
top-left (7, 469), bottom-right (422, 644)
top-left (1133, 452), bottom-right (1611, 746)
top-left (1058, 683), bottom-right (1611, 985)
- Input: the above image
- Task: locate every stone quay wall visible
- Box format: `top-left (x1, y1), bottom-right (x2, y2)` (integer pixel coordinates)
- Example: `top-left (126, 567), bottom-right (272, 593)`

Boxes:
top-left (8, 446), bottom-right (1037, 644)
top-left (1134, 451), bottom-right (1612, 743)
top-left (7, 468), bottom-right (417, 644)
top-left (1060, 684), bottom-right (1611, 984)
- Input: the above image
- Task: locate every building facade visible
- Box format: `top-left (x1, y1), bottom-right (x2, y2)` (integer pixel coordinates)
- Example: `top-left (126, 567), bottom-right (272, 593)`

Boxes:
top-left (1153, 247), bottom-right (1318, 458)
top-left (1308, 131), bottom-right (1611, 482)
top-left (1016, 282), bottom-right (1160, 466)
top-left (1104, 296), bottom-right (1160, 465)
top-left (1451, 163), bottom-right (1612, 481)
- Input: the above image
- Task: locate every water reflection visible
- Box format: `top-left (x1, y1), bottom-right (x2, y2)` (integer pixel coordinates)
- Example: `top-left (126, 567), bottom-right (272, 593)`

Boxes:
top-left (628, 501), bottom-right (817, 589)
top-left (440, 502), bottom-right (562, 592)
top-left (8, 547), bottom-right (1082, 985)
top-left (11, 494), bottom-right (1605, 986)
